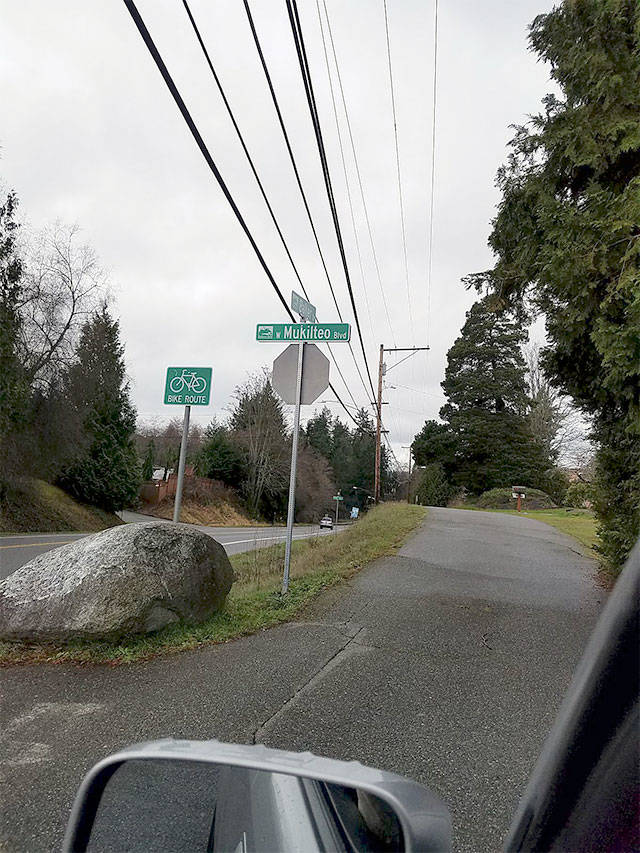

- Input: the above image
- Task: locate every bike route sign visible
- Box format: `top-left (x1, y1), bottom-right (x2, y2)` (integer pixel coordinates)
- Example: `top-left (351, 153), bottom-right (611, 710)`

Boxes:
top-left (164, 367), bottom-right (212, 406)
top-left (256, 323), bottom-right (350, 342)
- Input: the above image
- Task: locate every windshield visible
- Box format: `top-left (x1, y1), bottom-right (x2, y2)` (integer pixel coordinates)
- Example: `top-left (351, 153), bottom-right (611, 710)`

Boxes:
top-left (1, 2), bottom-right (637, 852)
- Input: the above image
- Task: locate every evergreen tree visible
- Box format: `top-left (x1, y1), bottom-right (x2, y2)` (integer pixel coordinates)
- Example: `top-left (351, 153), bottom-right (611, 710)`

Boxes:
top-left (307, 407), bottom-right (386, 506)
top-left (0, 191), bottom-right (28, 490)
top-left (412, 420), bottom-right (457, 477)
top-left (436, 299), bottom-right (552, 494)
top-left (416, 463), bottom-right (452, 507)
top-left (350, 408), bottom-right (377, 497)
top-left (59, 306), bottom-right (139, 511)
top-left (329, 418), bottom-right (354, 495)
top-left (466, 0), bottom-right (639, 568)
top-left (195, 421), bottom-right (244, 488)
top-left (305, 407), bottom-right (333, 461)
top-left (141, 439), bottom-right (155, 482)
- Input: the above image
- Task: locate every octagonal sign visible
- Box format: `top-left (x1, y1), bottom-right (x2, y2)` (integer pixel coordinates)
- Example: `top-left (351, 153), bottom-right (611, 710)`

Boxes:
top-left (272, 343), bottom-right (330, 405)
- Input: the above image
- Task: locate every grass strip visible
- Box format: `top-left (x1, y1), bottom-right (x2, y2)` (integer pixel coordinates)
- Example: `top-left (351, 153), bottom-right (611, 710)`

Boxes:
top-left (0, 503), bottom-right (426, 666)
top-left (500, 508), bottom-right (599, 554)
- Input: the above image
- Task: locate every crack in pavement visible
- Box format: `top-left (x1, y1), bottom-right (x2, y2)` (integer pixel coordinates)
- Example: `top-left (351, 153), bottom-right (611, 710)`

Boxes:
top-left (253, 624), bottom-right (366, 744)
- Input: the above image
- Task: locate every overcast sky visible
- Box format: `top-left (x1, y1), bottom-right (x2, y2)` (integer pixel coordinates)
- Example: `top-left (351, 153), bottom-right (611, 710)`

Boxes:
top-left (1, 0), bottom-right (555, 461)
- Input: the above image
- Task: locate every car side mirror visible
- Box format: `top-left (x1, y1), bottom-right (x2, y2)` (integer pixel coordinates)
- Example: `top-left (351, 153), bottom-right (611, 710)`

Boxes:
top-left (63, 739), bottom-right (451, 852)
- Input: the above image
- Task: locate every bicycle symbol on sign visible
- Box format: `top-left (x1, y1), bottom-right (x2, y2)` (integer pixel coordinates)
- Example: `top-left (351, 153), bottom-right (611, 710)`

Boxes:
top-left (169, 370), bottom-right (207, 394)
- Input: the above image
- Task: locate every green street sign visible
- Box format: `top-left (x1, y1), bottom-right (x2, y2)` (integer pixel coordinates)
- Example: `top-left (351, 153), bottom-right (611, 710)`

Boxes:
top-left (164, 367), bottom-right (212, 406)
top-left (333, 495), bottom-right (344, 501)
top-left (256, 323), bottom-right (350, 343)
top-left (291, 290), bottom-right (316, 323)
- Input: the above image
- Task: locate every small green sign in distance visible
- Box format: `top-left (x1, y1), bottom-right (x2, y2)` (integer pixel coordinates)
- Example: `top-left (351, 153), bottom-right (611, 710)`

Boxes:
top-left (164, 367), bottom-right (212, 406)
top-left (333, 495), bottom-right (344, 501)
top-left (256, 323), bottom-right (350, 342)
top-left (291, 290), bottom-right (317, 323)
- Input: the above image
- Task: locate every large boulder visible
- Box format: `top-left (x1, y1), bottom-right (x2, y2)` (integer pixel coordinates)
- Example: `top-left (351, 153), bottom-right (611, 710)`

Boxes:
top-left (0, 522), bottom-right (234, 642)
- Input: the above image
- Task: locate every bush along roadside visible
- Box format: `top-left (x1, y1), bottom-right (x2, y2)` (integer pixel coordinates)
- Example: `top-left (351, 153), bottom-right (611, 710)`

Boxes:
top-left (0, 503), bottom-right (426, 666)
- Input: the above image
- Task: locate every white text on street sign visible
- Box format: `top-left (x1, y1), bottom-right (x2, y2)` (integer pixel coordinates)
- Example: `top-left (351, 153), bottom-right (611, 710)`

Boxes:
top-left (256, 323), bottom-right (350, 342)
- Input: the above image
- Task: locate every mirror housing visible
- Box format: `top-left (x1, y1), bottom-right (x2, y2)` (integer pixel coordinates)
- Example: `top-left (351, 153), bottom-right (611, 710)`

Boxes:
top-left (63, 739), bottom-right (451, 852)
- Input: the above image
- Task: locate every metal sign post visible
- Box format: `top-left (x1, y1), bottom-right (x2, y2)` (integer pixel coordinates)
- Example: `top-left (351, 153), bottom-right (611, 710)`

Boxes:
top-left (282, 341), bottom-right (304, 595)
top-left (259, 308), bottom-right (349, 594)
top-left (333, 492), bottom-right (344, 524)
top-left (164, 367), bottom-right (212, 523)
top-left (173, 405), bottom-right (191, 523)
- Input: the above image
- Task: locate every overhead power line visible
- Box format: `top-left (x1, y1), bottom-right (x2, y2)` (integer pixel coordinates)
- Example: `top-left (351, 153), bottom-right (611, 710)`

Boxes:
top-left (314, 0), bottom-right (375, 344)
top-left (382, 0), bottom-right (414, 343)
top-left (122, 0), bottom-right (290, 317)
top-left (181, 0), bottom-right (359, 412)
top-left (122, 0), bottom-right (358, 426)
top-left (320, 0), bottom-right (397, 348)
top-left (240, 0), bottom-right (373, 407)
top-left (181, 0), bottom-right (309, 303)
top-left (426, 0), bottom-right (439, 346)
top-left (284, 0), bottom-right (377, 403)
top-left (240, 0), bottom-right (341, 322)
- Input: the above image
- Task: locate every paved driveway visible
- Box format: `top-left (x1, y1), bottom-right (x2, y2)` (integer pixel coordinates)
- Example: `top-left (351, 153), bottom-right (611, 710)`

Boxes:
top-left (0, 507), bottom-right (603, 852)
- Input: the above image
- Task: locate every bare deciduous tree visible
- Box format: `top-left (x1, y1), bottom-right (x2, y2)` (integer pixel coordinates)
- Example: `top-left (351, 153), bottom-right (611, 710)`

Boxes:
top-left (524, 343), bottom-right (590, 465)
top-left (136, 418), bottom-right (204, 479)
top-left (18, 222), bottom-right (106, 386)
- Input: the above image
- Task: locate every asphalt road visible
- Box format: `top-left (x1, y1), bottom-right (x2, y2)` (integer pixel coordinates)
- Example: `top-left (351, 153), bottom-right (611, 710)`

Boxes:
top-left (0, 507), bottom-right (603, 852)
top-left (0, 516), bottom-right (341, 580)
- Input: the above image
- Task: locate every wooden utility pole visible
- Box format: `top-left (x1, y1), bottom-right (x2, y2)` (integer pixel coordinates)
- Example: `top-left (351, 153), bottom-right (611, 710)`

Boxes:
top-left (374, 344), bottom-right (384, 503)
top-left (374, 345), bottom-right (429, 504)
top-left (402, 443), bottom-right (413, 503)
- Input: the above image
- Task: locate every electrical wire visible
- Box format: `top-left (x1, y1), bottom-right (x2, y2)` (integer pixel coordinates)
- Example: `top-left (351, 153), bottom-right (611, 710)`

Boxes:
top-left (181, 0), bottom-right (309, 304)
top-left (240, 0), bottom-right (341, 322)
top-left (389, 383), bottom-right (443, 399)
top-left (122, 0), bottom-right (359, 426)
top-left (383, 430), bottom-right (401, 469)
top-left (382, 0), bottom-right (414, 343)
top-left (182, 0), bottom-right (359, 412)
top-left (241, 0), bottom-right (374, 407)
top-left (314, 0), bottom-right (376, 346)
top-left (321, 0), bottom-right (397, 348)
top-left (426, 0), bottom-right (439, 348)
top-left (285, 0), bottom-right (377, 404)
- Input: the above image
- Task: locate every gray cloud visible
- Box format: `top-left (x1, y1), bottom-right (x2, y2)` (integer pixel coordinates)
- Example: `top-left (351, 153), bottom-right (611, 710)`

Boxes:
top-left (2, 0), bottom-right (555, 455)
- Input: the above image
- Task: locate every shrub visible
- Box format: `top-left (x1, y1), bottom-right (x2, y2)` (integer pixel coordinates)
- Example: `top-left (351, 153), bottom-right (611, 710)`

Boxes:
top-left (541, 467), bottom-right (569, 506)
top-left (474, 487), bottom-right (556, 510)
top-left (564, 481), bottom-right (592, 508)
top-left (592, 435), bottom-right (640, 573)
top-left (416, 463), bottom-right (453, 507)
